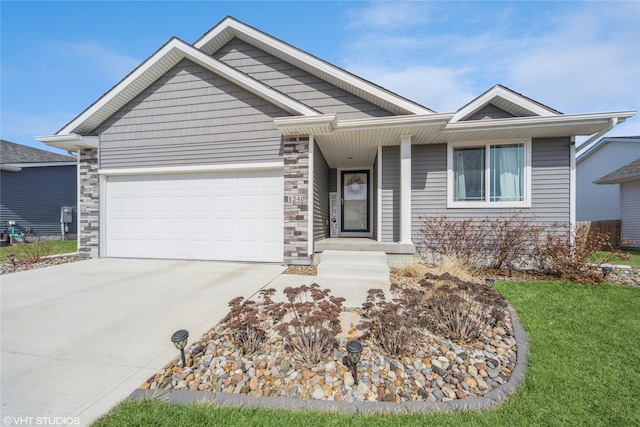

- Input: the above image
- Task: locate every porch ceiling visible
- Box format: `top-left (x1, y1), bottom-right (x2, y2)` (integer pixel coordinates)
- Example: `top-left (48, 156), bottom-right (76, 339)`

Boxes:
top-left (315, 118), bottom-right (448, 168)
top-left (312, 110), bottom-right (636, 169)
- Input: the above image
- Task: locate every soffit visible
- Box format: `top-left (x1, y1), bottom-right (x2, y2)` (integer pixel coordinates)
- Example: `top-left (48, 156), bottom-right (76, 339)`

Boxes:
top-left (312, 111), bottom-right (636, 168)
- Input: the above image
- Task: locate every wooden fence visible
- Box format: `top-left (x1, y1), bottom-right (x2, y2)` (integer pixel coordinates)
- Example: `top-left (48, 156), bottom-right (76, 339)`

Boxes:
top-left (576, 220), bottom-right (621, 248)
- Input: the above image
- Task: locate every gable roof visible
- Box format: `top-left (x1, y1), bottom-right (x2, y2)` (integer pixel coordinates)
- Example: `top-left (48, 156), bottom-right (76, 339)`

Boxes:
top-left (194, 17), bottom-right (434, 116)
top-left (55, 17), bottom-right (432, 138)
top-left (56, 37), bottom-right (319, 136)
top-left (37, 17), bottom-right (636, 156)
top-left (0, 140), bottom-right (75, 164)
top-left (451, 84), bottom-right (561, 123)
top-left (576, 135), bottom-right (640, 163)
top-left (595, 157), bottom-right (640, 184)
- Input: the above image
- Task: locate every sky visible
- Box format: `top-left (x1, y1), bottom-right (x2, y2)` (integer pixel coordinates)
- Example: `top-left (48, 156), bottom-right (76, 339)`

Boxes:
top-left (1, 0), bottom-right (639, 155)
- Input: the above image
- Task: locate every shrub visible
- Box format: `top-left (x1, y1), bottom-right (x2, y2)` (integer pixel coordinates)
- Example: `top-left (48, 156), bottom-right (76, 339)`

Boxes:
top-left (360, 289), bottom-right (422, 356)
top-left (10, 241), bottom-right (54, 263)
top-left (220, 297), bottom-right (266, 355)
top-left (422, 287), bottom-right (494, 343)
top-left (419, 211), bottom-right (543, 269)
top-left (418, 216), bottom-right (487, 266)
top-left (274, 284), bottom-right (344, 364)
top-left (220, 288), bottom-right (285, 355)
top-left (417, 273), bottom-right (508, 343)
top-left (531, 224), bottom-right (611, 283)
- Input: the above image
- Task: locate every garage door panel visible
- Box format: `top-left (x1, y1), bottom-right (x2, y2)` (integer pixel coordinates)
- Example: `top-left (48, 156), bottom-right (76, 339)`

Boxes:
top-left (105, 170), bottom-right (283, 262)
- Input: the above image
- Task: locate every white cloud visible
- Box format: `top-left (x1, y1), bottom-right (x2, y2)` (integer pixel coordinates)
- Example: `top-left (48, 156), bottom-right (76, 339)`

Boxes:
top-left (338, 1), bottom-right (640, 119)
top-left (57, 41), bottom-right (141, 80)
top-left (345, 2), bottom-right (433, 30)
top-left (348, 64), bottom-right (476, 112)
top-left (503, 3), bottom-right (640, 114)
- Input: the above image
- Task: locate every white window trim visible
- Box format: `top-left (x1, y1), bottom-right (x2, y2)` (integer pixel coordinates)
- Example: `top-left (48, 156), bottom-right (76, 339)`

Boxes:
top-left (447, 138), bottom-right (532, 208)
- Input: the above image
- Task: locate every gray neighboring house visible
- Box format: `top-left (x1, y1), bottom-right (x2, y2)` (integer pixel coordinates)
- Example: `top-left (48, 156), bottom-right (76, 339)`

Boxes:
top-left (0, 140), bottom-right (77, 241)
top-left (576, 136), bottom-right (640, 221)
top-left (36, 17), bottom-right (636, 265)
top-left (595, 158), bottom-right (640, 249)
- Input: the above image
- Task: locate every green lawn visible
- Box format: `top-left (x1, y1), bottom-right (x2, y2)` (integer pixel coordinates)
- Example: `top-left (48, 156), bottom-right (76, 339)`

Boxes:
top-left (589, 250), bottom-right (640, 268)
top-left (0, 240), bottom-right (77, 260)
top-left (92, 281), bottom-right (640, 427)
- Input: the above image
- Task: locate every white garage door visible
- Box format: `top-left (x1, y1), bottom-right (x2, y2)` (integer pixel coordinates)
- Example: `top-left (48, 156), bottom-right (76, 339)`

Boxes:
top-left (104, 170), bottom-right (283, 262)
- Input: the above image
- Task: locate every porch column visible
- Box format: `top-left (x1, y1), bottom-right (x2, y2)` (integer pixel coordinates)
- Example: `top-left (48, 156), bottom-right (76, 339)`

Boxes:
top-left (400, 135), bottom-right (412, 244)
top-left (283, 137), bottom-right (311, 265)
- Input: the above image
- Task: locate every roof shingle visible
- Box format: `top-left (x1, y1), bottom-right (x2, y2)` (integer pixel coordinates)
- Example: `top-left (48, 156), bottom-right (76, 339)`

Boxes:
top-left (595, 158), bottom-right (640, 184)
top-left (0, 140), bottom-right (76, 164)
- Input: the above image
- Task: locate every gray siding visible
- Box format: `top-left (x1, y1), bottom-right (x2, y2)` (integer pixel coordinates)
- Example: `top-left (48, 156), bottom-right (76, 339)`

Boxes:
top-left (213, 39), bottom-right (395, 120)
top-left (381, 146), bottom-right (400, 241)
top-left (329, 169), bottom-right (338, 193)
top-left (95, 59), bottom-right (289, 169)
top-left (380, 138), bottom-right (571, 243)
top-left (313, 142), bottom-right (330, 242)
top-left (0, 166), bottom-right (77, 237)
top-left (410, 138), bottom-right (571, 245)
top-left (464, 103), bottom-right (515, 121)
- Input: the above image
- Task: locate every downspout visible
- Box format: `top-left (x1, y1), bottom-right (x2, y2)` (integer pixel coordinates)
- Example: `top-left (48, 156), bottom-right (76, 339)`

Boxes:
top-left (579, 118), bottom-right (618, 150)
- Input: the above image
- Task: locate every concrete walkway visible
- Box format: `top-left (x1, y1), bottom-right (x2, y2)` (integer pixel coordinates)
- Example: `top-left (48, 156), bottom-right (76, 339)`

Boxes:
top-left (0, 258), bottom-right (285, 426)
top-left (265, 274), bottom-right (392, 307)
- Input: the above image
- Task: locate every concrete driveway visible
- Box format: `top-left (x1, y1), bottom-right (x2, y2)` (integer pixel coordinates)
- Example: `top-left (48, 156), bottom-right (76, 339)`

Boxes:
top-left (1, 258), bottom-right (285, 425)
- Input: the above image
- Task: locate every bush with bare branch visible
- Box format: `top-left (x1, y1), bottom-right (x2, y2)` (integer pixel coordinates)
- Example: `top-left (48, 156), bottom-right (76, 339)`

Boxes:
top-left (274, 284), bottom-right (344, 364)
top-left (220, 297), bottom-right (266, 355)
top-left (360, 289), bottom-right (422, 356)
top-left (415, 273), bottom-right (507, 343)
top-left (531, 224), bottom-right (612, 283)
top-left (423, 287), bottom-right (494, 343)
top-left (219, 288), bottom-right (285, 355)
top-left (419, 211), bottom-right (543, 269)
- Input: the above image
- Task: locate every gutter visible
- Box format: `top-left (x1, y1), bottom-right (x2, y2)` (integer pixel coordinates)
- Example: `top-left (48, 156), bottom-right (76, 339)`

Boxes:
top-left (0, 165), bottom-right (22, 172)
top-left (576, 117), bottom-right (618, 152)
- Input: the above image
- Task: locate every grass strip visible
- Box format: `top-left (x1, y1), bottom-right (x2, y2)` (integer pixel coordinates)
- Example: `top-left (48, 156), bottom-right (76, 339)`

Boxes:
top-left (0, 240), bottom-right (77, 259)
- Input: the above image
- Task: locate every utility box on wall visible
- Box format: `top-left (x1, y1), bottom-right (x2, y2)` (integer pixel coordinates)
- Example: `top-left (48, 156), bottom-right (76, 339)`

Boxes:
top-left (61, 207), bottom-right (73, 224)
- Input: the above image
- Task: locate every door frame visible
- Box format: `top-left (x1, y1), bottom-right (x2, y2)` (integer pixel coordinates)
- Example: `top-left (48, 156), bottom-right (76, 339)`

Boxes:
top-left (337, 168), bottom-right (373, 238)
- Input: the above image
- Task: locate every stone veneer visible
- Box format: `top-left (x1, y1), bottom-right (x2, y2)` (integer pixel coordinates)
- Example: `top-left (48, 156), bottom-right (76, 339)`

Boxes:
top-left (283, 138), bottom-right (310, 265)
top-left (78, 148), bottom-right (100, 257)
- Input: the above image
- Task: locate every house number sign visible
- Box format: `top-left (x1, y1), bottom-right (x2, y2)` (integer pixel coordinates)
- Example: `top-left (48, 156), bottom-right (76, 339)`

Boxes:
top-left (287, 195), bottom-right (308, 204)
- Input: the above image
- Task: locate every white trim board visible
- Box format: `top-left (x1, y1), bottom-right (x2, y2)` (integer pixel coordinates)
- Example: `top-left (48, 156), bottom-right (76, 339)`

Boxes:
top-left (98, 162), bottom-right (284, 176)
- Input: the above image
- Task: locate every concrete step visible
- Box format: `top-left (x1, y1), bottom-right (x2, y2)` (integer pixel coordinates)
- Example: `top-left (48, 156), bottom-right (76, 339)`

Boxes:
top-left (317, 250), bottom-right (390, 281)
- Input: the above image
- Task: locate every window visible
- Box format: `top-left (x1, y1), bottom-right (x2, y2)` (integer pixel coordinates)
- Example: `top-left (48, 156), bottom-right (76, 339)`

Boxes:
top-left (448, 140), bottom-right (530, 207)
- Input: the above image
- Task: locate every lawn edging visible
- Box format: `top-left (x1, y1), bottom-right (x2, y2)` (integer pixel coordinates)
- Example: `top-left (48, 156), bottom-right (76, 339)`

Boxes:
top-left (125, 304), bottom-right (528, 414)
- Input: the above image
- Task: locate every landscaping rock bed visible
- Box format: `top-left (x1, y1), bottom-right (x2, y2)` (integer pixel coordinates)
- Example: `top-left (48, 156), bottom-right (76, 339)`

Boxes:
top-left (143, 284), bottom-right (517, 404)
top-left (0, 254), bottom-right (88, 275)
top-left (486, 265), bottom-right (640, 287)
top-left (599, 265), bottom-right (640, 287)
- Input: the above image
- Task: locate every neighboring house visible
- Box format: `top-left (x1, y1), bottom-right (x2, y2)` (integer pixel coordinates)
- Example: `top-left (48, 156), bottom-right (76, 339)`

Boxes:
top-left (0, 140), bottom-right (77, 241)
top-left (595, 158), bottom-right (640, 249)
top-left (576, 136), bottom-right (640, 221)
top-left (36, 17), bottom-right (636, 265)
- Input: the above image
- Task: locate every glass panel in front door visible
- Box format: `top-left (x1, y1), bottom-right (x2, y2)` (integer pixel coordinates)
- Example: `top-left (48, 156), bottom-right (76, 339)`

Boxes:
top-left (342, 171), bottom-right (369, 232)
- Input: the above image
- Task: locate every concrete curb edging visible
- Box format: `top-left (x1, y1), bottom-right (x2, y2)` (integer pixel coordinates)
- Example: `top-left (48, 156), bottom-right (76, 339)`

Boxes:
top-left (126, 304), bottom-right (528, 414)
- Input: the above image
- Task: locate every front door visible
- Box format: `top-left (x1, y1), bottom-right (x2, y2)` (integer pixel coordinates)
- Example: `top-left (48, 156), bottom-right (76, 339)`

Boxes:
top-left (341, 170), bottom-right (370, 233)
